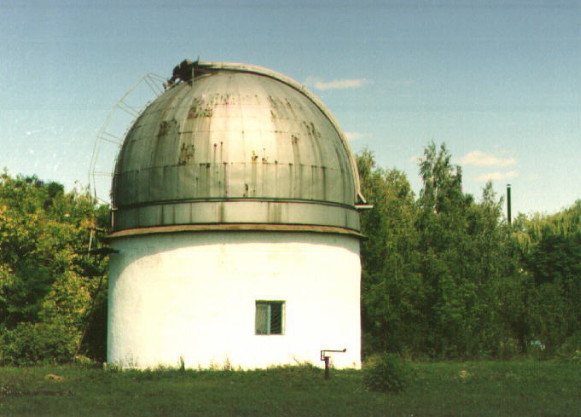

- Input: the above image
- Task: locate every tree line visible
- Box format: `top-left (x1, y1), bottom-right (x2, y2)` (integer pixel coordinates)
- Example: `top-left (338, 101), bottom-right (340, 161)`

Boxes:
top-left (0, 142), bottom-right (579, 364)
top-left (359, 143), bottom-right (580, 359)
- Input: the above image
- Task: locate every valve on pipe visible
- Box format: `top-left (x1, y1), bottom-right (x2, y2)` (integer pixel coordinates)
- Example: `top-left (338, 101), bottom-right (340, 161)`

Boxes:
top-left (320, 349), bottom-right (347, 380)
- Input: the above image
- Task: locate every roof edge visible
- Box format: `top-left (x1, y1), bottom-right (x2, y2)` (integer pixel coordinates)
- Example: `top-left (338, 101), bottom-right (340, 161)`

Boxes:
top-left (108, 223), bottom-right (364, 239)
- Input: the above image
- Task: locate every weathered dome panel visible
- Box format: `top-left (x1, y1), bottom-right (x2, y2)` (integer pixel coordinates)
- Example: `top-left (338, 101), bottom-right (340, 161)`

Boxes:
top-left (111, 62), bottom-right (362, 233)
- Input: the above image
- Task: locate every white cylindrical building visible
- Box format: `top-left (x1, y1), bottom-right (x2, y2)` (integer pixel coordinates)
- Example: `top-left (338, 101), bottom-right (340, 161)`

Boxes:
top-left (107, 61), bottom-right (366, 369)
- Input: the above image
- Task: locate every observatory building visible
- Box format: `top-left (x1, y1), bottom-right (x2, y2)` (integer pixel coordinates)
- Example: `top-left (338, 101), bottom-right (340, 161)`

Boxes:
top-left (107, 60), bottom-right (366, 369)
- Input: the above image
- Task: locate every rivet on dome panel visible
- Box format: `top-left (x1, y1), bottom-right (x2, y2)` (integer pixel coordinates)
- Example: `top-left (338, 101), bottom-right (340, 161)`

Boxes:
top-left (111, 61), bottom-right (365, 233)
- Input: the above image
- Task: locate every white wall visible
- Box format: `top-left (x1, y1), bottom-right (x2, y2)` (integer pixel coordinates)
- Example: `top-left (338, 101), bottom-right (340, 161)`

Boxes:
top-left (108, 231), bottom-right (361, 370)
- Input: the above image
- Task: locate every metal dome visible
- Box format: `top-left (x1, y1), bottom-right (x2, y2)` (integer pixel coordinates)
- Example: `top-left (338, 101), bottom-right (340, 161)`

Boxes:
top-left (111, 61), bottom-right (364, 235)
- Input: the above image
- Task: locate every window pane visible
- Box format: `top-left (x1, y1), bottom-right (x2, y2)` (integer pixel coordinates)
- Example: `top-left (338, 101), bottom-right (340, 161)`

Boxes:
top-left (270, 302), bottom-right (283, 335)
top-left (255, 303), bottom-right (269, 335)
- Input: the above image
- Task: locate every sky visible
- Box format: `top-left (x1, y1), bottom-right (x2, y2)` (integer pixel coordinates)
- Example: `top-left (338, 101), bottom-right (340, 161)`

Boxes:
top-left (1, 0), bottom-right (579, 217)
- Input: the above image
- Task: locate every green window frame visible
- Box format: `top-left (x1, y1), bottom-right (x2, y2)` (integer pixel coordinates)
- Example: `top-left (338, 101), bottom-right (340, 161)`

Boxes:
top-left (255, 301), bottom-right (284, 335)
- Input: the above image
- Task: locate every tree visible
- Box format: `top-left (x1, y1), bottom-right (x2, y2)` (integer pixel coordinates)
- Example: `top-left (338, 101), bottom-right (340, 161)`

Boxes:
top-left (358, 143), bottom-right (578, 359)
top-left (513, 201), bottom-right (581, 353)
top-left (415, 143), bottom-right (515, 358)
top-left (0, 172), bottom-right (109, 364)
top-left (358, 150), bottom-right (422, 356)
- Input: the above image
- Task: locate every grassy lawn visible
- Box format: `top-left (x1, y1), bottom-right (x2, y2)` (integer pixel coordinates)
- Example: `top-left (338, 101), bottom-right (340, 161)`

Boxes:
top-left (0, 361), bottom-right (579, 417)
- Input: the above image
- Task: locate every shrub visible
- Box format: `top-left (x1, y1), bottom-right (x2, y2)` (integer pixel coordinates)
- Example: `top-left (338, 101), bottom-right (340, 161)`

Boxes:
top-left (0, 322), bottom-right (79, 366)
top-left (363, 353), bottom-right (412, 393)
top-left (556, 331), bottom-right (581, 363)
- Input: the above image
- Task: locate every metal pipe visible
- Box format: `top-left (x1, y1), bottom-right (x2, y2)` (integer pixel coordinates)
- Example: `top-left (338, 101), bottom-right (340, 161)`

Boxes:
top-left (320, 349), bottom-right (347, 380)
top-left (507, 184), bottom-right (512, 225)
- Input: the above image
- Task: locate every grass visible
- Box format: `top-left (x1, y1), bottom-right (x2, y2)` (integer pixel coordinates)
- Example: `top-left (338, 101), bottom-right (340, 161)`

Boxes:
top-left (0, 361), bottom-right (579, 417)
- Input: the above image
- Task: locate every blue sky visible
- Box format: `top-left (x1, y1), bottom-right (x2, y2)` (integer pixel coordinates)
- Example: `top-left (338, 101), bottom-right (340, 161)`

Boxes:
top-left (1, 0), bottom-right (579, 216)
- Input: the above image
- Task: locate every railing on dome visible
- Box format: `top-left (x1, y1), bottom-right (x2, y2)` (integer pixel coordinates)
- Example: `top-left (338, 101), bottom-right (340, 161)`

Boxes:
top-left (89, 73), bottom-right (166, 205)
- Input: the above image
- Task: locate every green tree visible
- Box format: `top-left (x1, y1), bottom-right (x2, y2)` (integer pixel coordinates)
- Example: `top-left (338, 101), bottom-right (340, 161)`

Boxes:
top-left (358, 143), bottom-right (578, 359)
top-left (513, 201), bottom-right (581, 354)
top-left (415, 143), bottom-right (515, 358)
top-left (415, 143), bottom-right (470, 357)
top-left (0, 172), bottom-right (109, 364)
top-left (358, 150), bottom-right (422, 356)
top-left (463, 182), bottom-right (521, 357)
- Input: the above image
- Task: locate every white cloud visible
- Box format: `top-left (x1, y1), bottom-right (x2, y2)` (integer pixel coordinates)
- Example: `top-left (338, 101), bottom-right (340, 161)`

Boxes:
top-left (344, 132), bottom-right (368, 141)
top-left (460, 150), bottom-right (517, 167)
top-left (474, 170), bottom-right (520, 181)
top-left (304, 76), bottom-right (369, 91)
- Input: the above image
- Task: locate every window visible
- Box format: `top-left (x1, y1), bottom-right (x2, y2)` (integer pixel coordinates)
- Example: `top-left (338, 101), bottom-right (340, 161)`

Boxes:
top-left (255, 301), bottom-right (284, 335)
